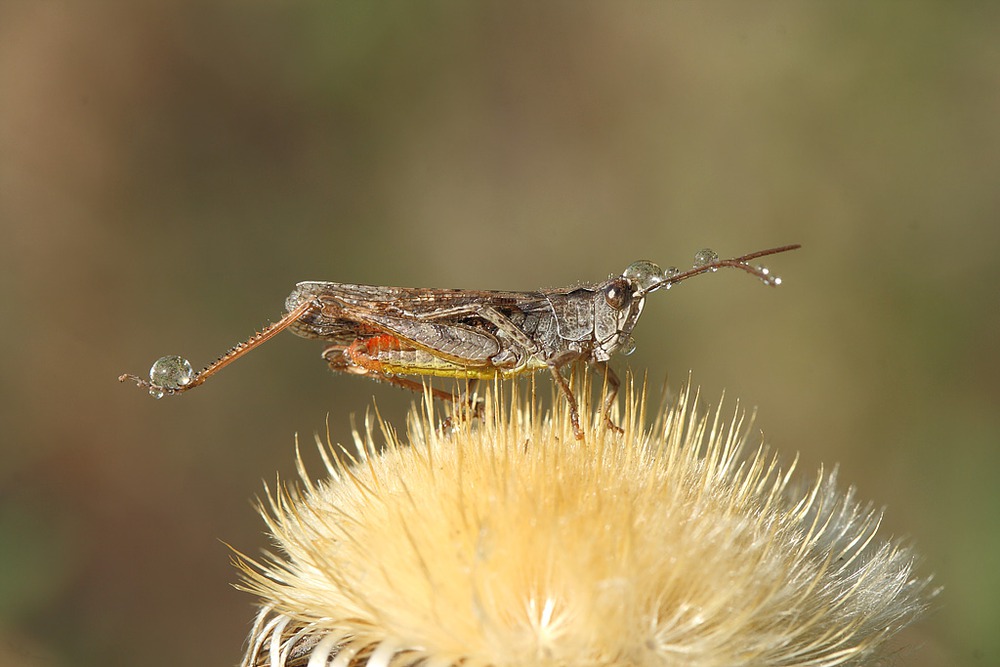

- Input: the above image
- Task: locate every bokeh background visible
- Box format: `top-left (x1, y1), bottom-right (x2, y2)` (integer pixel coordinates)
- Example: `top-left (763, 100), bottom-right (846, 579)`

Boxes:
top-left (2, 2), bottom-right (996, 666)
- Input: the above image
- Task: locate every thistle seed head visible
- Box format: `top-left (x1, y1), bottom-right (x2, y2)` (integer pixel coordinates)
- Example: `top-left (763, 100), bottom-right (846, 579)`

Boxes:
top-left (235, 380), bottom-right (933, 667)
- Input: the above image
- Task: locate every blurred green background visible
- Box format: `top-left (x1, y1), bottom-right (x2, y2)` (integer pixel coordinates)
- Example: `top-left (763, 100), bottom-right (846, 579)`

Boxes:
top-left (1, 2), bottom-right (996, 665)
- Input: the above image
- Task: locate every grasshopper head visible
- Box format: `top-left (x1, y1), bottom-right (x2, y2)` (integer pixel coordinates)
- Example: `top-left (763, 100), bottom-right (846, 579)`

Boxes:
top-left (591, 260), bottom-right (669, 361)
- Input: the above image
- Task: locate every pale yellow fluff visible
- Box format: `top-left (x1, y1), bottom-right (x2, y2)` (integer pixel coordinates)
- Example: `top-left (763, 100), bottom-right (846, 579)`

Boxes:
top-left (235, 380), bottom-right (931, 667)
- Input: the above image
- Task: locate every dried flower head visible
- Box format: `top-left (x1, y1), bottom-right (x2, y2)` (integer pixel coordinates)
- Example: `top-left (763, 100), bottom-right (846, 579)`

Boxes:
top-left (235, 380), bottom-right (932, 667)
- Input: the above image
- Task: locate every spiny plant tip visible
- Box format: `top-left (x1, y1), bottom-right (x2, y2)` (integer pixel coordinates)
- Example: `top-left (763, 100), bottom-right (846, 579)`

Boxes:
top-left (234, 378), bottom-right (933, 667)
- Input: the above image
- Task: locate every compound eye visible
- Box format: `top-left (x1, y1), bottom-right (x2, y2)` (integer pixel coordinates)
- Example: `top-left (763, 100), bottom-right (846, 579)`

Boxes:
top-left (604, 282), bottom-right (629, 310)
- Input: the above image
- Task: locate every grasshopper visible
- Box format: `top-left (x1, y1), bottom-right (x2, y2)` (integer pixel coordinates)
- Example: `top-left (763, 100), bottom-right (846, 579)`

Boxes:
top-left (120, 244), bottom-right (799, 437)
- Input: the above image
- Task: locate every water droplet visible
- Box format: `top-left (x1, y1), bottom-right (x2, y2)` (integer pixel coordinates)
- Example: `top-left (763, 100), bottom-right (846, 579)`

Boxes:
top-left (149, 355), bottom-right (194, 390)
top-left (756, 265), bottom-right (770, 275)
top-left (622, 260), bottom-right (666, 292)
top-left (693, 248), bottom-right (719, 269)
top-left (772, 276), bottom-right (782, 286)
top-left (660, 266), bottom-right (679, 289)
top-left (620, 335), bottom-right (637, 356)
top-left (149, 387), bottom-right (165, 399)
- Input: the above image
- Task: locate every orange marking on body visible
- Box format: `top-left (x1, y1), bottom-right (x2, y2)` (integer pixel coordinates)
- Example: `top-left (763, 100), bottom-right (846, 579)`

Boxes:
top-left (346, 334), bottom-right (405, 374)
top-left (345, 338), bottom-right (382, 373)
top-left (365, 334), bottom-right (404, 354)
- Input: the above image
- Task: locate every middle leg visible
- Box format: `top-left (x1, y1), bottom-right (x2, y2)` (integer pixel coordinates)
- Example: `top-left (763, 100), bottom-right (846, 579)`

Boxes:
top-left (593, 361), bottom-right (624, 434)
